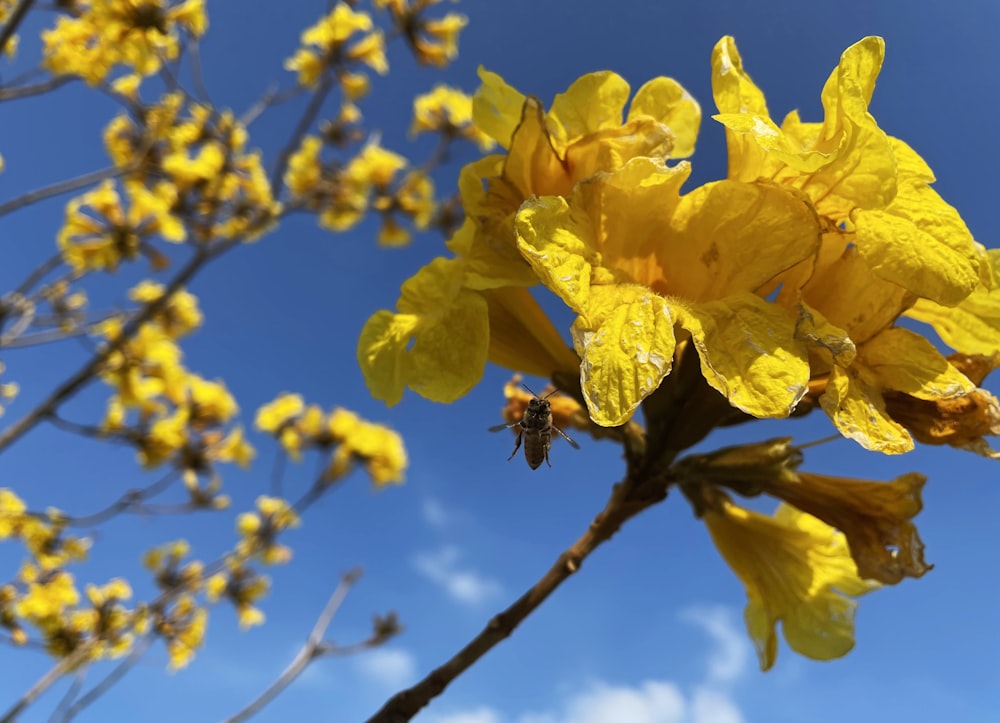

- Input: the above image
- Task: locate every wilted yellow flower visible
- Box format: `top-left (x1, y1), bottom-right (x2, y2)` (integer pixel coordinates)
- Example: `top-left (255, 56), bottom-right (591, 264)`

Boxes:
top-left (703, 496), bottom-right (878, 671)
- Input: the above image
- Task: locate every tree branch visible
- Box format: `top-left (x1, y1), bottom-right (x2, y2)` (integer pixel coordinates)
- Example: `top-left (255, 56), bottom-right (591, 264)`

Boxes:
top-left (222, 569), bottom-right (364, 723)
top-left (365, 472), bottom-right (669, 722)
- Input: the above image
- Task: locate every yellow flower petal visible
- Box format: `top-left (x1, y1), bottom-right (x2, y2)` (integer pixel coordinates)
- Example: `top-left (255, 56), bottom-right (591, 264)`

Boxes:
top-left (472, 66), bottom-right (528, 149)
top-left (859, 327), bottom-right (974, 400)
top-left (819, 365), bottom-right (913, 453)
top-left (705, 498), bottom-right (878, 671)
top-left (358, 258), bottom-right (489, 405)
top-left (547, 71), bottom-right (631, 149)
top-left (627, 76), bottom-right (701, 158)
top-left (676, 294), bottom-right (809, 418)
top-left (571, 284), bottom-right (676, 426)
top-left (904, 249), bottom-right (1000, 355)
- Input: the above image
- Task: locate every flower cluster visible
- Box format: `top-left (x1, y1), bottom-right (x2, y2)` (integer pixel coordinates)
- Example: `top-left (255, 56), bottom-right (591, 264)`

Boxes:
top-left (42, 0), bottom-right (207, 85)
top-left (374, 0), bottom-right (468, 67)
top-left (97, 281), bottom-right (253, 502)
top-left (359, 37), bottom-right (1000, 668)
top-left (284, 136), bottom-right (435, 245)
top-left (255, 394), bottom-right (408, 486)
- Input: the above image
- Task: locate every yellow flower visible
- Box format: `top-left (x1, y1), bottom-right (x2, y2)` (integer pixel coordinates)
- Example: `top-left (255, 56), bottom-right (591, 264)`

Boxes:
top-left (703, 496), bottom-right (878, 671)
top-left (360, 68), bottom-right (700, 406)
top-left (326, 408), bottom-right (408, 485)
top-left (206, 561), bottom-right (269, 630)
top-left (410, 85), bottom-right (494, 151)
top-left (255, 393), bottom-right (305, 434)
top-left (236, 496), bottom-right (300, 565)
top-left (712, 36), bottom-right (986, 452)
top-left (129, 281), bottom-right (203, 339)
top-left (516, 155), bottom-right (820, 425)
top-left (58, 180), bottom-right (184, 273)
top-left (285, 4), bottom-right (387, 88)
top-left (42, 0), bottom-right (207, 84)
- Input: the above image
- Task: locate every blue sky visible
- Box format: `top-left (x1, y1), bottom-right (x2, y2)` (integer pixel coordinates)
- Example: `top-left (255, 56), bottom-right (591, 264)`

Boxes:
top-left (1, 1), bottom-right (999, 721)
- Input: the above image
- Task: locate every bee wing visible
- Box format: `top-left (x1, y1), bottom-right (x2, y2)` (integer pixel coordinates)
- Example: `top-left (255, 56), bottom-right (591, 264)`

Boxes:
top-left (488, 422), bottom-right (520, 433)
top-left (553, 425), bottom-right (580, 449)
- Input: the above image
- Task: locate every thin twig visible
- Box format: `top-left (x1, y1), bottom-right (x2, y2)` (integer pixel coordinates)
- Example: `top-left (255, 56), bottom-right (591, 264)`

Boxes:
top-left (187, 36), bottom-right (212, 105)
top-left (0, 242), bottom-right (232, 454)
top-left (239, 83), bottom-right (307, 127)
top-left (47, 668), bottom-right (87, 723)
top-left (0, 75), bottom-right (75, 102)
top-left (0, 0), bottom-right (33, 57)
top-left (0, 643), bottom-right (94, 723)
top-left (0, 165), bottom-right (124, 219)
top-left (59, 636), bottom-right (154, 722)
top-left (222, 569), bottom-right (364, 723)
top-left (269, 76), bottom-right (336, 192)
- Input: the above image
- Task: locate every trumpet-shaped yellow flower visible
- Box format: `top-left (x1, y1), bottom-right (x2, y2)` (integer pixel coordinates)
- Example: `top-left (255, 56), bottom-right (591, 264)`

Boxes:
top-left (516, 156), bottom-right (820, 425)
top-left (360, 68), bottom-right (701, 406)
top-left (712, 36), bottom-right (986, 452)
top-left (704, 496), bottom-right (878, 671)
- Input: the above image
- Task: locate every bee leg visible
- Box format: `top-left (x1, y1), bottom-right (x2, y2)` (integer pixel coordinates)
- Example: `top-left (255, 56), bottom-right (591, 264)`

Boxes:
top-left (506, 430), bottom-right (523, 462)
top-left (544, 443), bottom-right (552, 467)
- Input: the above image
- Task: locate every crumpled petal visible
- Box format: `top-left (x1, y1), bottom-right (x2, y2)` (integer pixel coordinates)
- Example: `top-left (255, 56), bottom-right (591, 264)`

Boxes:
top-left (819, 365), bottom-right (913, 454)
top-left (676, 294), bottom-right (809, 418)
top-left (571, 284), bottom-right (677, 426)
top-left (763, 471), bottom-right (931, 584)
top-left (905, 250), bottom-right (1000, 355)
top-left (665, 180), bottom-right (821, 302)
top-left (858, 327), bottom-right (974, 400)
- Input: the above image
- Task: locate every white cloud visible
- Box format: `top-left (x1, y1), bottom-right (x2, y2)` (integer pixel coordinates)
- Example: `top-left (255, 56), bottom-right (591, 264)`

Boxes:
top-left (356, 648), bottom-right (417, 689)
top-left (413, 546), bottom-right (502, 606)
top-left (422, 497), bottom-right (449, 529)
top-left (428, 604), bottom-right (749, 723)
top-left (429, 709), bottom-right (504, 723)
top-left (679, 605), bottom-right (751, 684)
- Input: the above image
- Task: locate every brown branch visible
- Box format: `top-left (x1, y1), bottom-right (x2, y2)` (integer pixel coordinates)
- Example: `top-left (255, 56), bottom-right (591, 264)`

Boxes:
top-left (0, 165), bottom-right (124, 219)
top-left (0, 75), bottom-right (74, 101)
top-left (0, 0), bottom-right (33, 57)
top-left (365, 472), bottom-right (669, 722)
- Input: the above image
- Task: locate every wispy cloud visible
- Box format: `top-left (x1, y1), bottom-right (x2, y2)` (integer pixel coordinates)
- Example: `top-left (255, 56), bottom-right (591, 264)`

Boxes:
top-left (421, 497), bottom-right (449, 529)
top-left (679, 605), bottom-right (751, 684)
top-left (413, 546), bottom-right (502, 606)
top-left (355, 648), bottom-right (418, 689)
top-left (426, 604), bottom-right (749, 723)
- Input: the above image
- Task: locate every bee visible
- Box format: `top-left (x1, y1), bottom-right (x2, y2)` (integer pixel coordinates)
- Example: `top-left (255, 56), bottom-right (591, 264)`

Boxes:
top-left (489, 384), bottom-right (580, 469)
